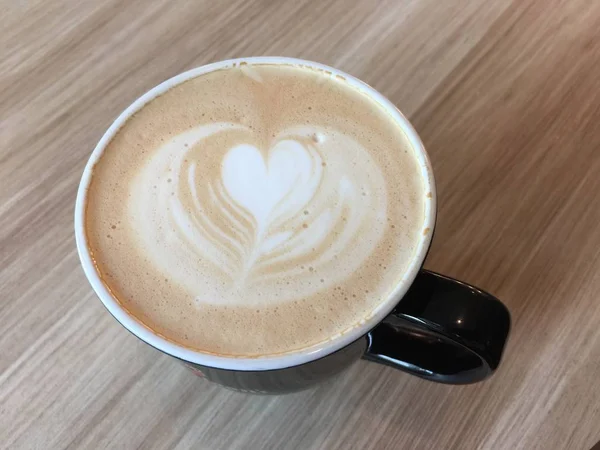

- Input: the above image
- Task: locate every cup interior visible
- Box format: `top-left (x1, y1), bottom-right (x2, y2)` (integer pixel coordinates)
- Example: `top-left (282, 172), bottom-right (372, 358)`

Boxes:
top-left (74, 56), bottom-right (436, 371)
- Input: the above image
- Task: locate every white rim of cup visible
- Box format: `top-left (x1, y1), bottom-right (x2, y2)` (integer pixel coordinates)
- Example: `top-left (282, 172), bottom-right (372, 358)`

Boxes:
top-left (74, 57), bottom-right (436, 371)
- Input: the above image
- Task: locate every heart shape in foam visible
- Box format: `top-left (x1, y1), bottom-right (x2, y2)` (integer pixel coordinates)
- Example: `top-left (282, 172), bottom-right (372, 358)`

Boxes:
top-left (131, 124), bottom-right (388, 306)
top-left (221, 140), bottom-right (321, 234)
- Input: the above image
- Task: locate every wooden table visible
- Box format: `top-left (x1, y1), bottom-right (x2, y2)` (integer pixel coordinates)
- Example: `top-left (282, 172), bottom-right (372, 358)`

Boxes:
top-left (2, 1), bottom-right (600, 448)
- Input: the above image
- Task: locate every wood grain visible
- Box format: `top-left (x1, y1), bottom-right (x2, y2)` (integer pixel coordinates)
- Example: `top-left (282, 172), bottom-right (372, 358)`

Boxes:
top-left (2, 1), bottom-right (600, 448)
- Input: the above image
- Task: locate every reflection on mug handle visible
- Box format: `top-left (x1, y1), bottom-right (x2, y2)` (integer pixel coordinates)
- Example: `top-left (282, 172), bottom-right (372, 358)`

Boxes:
top-left (363, 270), bottom-right (511, 384)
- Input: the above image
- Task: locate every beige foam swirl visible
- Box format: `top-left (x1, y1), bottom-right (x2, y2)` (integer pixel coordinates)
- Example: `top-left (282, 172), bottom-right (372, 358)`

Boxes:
top-left (129, 123), bottom-right (388, 307)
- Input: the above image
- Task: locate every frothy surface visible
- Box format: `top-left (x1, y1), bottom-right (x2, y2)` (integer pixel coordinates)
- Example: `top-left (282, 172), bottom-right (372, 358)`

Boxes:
top-left (85, 63), bottom-right (426, 356)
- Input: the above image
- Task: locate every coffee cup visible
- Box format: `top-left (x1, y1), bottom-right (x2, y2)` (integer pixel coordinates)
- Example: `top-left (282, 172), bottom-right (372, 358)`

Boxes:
top-left (75, 57), bottom-right (510, 394)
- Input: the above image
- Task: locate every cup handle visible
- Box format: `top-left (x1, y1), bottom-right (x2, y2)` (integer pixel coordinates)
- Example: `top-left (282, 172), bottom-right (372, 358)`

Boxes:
top-left (363, 270), bottom-right (511, 384)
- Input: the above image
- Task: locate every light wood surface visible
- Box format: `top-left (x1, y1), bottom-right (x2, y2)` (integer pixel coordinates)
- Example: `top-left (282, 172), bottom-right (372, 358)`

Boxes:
top-left (2, 1), bottom-right (600, 449)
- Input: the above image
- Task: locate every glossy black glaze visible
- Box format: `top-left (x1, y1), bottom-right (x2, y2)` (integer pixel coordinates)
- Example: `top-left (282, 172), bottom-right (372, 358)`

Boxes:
top-left (179, 271), bottom-right (510, 393)
top-left (363, 270), bottom-right (511, 384)
top-left (183, 338), bottom-right (367, 394)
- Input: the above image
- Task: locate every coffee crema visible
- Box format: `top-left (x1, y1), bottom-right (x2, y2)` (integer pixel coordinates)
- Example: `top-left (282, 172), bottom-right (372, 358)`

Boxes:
top-left (85, 63), bottom-right (427, 357)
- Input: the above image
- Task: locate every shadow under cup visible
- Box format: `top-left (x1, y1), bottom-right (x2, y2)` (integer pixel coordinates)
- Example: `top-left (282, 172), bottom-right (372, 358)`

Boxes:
top-left (75, 57), bottom-right (511, 394)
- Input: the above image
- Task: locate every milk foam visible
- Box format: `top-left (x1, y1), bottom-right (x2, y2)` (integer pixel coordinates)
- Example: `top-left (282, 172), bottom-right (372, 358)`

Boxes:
top-left (130, 124), bottom-right (387, 307)
top-left (85, 63), bottom-right (426, 356)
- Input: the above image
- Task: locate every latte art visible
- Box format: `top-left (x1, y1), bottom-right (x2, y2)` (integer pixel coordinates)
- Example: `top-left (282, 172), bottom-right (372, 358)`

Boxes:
top-left (85, 63), bottom-right (427, 356)
top-left (131, 124), bottom-right (387, 306)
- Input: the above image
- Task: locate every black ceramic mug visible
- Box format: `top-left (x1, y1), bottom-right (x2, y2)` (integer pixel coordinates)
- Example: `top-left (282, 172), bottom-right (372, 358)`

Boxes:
top-left (75, 57), bottom-right (510, 394)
